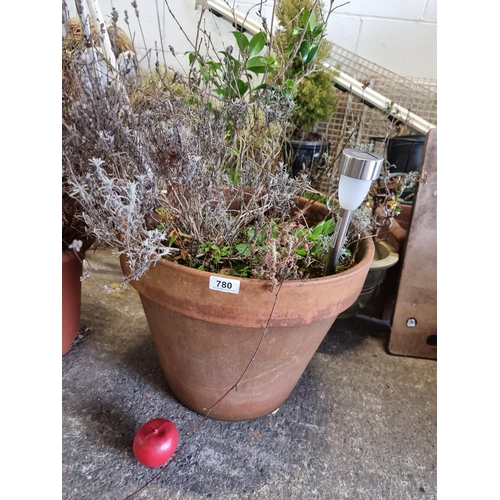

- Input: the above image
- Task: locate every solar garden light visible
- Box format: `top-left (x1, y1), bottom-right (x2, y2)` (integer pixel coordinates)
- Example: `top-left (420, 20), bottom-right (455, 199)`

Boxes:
top-left (324, 149), bottom-right (384, 276)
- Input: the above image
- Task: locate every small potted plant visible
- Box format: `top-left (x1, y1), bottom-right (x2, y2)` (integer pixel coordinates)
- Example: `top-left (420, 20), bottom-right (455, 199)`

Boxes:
top-left (63, 0), bottom-right (377, 420)
top-left (273, 0), bottom-right (339, 177)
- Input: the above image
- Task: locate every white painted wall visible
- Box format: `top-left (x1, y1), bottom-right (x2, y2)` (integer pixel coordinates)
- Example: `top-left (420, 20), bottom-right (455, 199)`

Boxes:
top-left (63, 0), bottom-right (437, 80)
top-left (326, 0), bottom-right (437, 79)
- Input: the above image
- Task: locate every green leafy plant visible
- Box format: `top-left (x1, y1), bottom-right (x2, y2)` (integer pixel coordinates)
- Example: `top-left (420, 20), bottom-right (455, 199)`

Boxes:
top-left (187, 31), bottom-right (280, 101)
top-left (152, 209), bottom-right (356, 280)
top-left (273, 0), bottom-right (339, 139)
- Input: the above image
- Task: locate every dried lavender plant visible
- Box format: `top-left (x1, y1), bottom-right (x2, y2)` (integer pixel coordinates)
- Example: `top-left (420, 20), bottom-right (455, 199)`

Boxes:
top-left (62, 1), bottom-right (358, 289)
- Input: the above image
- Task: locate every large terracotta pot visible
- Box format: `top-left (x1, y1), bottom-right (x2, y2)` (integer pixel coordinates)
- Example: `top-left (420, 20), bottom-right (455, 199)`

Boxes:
top-left (120, 201), bottom-right (374, 420)
top-left (62, 250), bottom-right (83, 355)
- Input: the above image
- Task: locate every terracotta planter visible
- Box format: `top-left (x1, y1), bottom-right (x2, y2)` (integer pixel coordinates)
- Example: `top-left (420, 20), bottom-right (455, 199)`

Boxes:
top-left (62, 250), bottom-right (83, 355)
top-left (120, 202), bottom-right (374, 420)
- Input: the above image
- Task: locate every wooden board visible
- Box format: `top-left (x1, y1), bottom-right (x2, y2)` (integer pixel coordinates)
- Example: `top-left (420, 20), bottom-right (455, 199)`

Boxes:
top-left (388, 128), bottom-right (437, 359)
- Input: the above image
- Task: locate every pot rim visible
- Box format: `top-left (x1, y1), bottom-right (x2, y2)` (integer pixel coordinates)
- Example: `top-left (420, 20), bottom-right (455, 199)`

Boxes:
top-left (370, 240), bottom-right (399, 270)
top-left (121, 234), bottom-right (375, 327)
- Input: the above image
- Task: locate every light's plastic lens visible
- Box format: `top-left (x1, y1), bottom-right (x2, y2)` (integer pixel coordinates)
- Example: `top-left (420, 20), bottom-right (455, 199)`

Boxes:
top-left (338, 175), bottom-right (372, 211)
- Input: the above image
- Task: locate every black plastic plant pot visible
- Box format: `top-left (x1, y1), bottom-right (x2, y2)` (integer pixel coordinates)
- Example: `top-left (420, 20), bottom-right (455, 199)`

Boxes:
top-left (285, 139), bottom-right (330, 177)
top-left (386, 134), bottom-right (425, 174)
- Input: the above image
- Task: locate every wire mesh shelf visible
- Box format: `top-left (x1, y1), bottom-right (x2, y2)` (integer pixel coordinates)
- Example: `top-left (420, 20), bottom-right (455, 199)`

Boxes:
top-left (312, 43), bottom-right (437, 195)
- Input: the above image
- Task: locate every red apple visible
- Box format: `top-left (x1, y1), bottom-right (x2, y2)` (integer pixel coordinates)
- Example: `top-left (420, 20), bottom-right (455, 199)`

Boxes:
top-left (133, 418), bottom-right (179, 468)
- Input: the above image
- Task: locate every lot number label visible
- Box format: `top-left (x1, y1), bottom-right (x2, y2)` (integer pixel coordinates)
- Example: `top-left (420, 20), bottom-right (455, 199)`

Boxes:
top-left (209, 276), bottom-right (240, 294)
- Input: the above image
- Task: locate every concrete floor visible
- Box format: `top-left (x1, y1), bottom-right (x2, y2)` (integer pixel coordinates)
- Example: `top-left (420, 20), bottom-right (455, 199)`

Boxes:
top-left (62, 246), bottom-right (437, 500)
